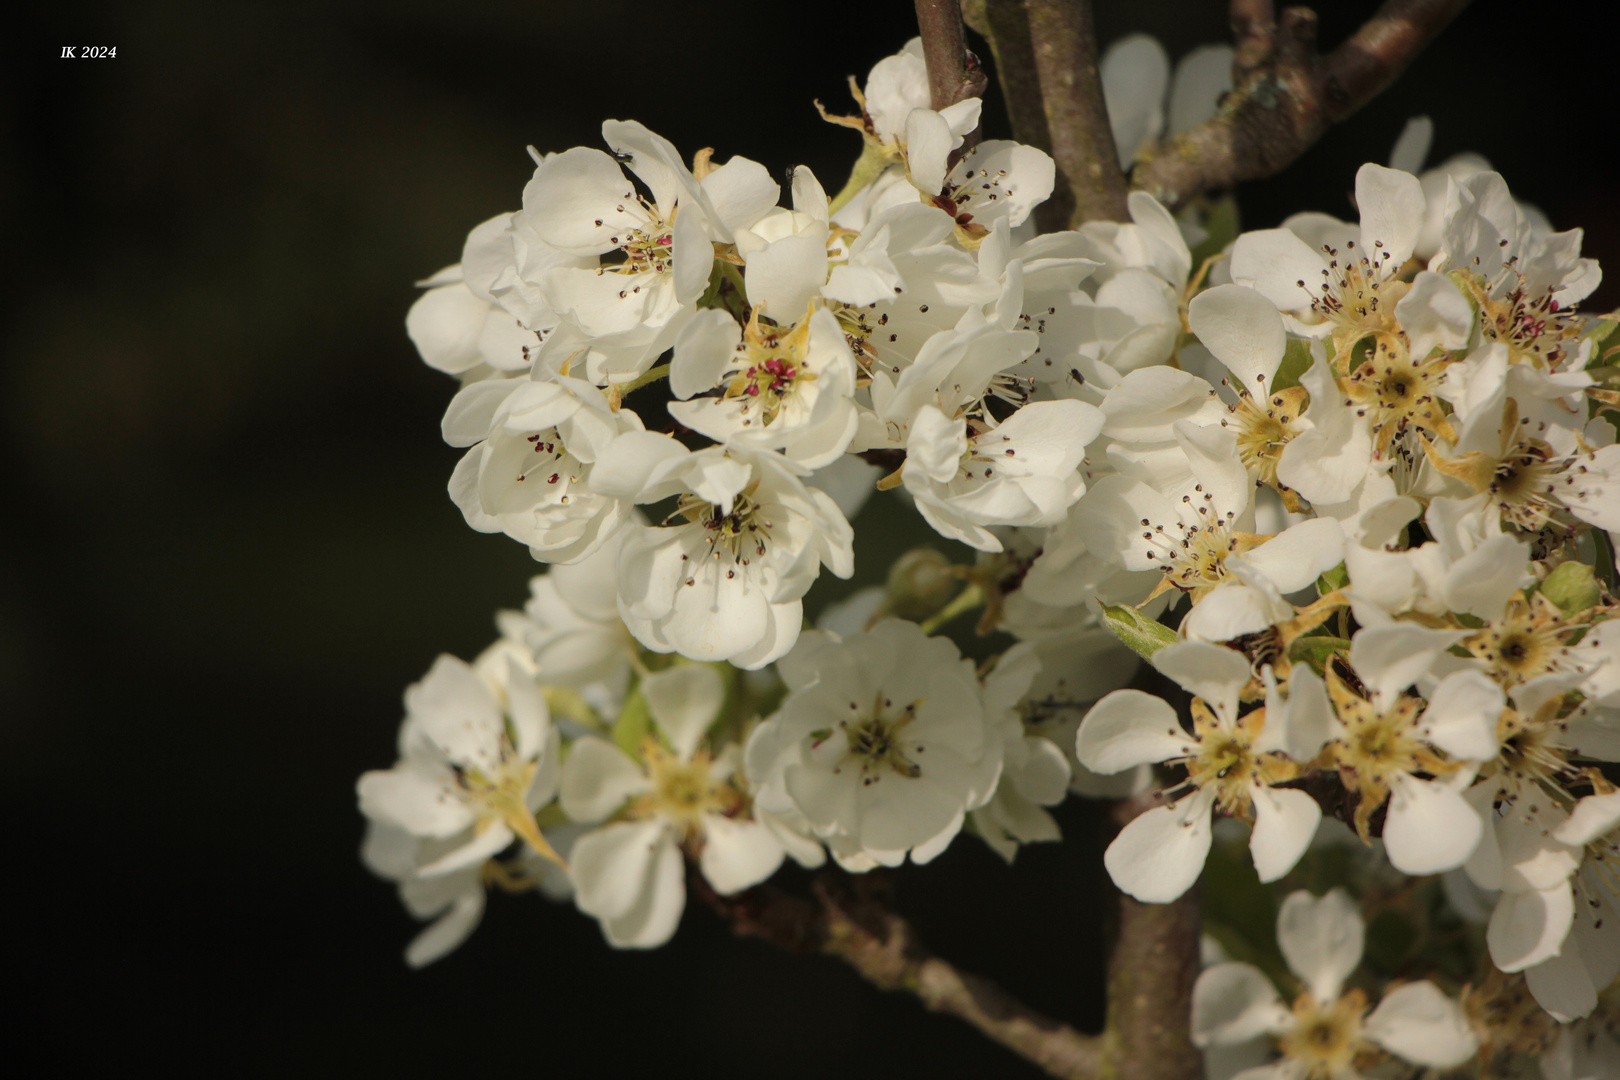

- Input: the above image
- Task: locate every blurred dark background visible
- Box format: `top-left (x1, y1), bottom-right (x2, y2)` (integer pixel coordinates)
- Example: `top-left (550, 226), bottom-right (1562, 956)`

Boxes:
top-left (5, 1), bottom-right (1616, 1074)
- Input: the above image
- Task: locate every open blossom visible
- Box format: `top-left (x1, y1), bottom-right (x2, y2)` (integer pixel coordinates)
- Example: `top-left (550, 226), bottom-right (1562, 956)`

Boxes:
top-left (746, 619), bottom-right (1002, 869)
top-left (1192, 889), bottom-right (1478, 1079)
top-left (1077, 641), bottom-right (1323, 902)
top-left (444, 372), bottom-right (641, 564)
top-left (560, 665), bottom-right (787, 948)
top-left (358, 654), bottom-right (563, 876)
top-left (515, 121), bottom-right (777, 343)
top-left (902, 397), bottom-right (1101, 552)
top-left (971, 641), bottom-right (1072, 861)
top-left (669, 304), bottom-right (859, 469)
top-left (593, 439), bottom-right (853, 669)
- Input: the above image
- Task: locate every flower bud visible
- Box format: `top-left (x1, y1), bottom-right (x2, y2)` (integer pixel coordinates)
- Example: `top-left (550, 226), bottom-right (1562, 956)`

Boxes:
top-left (885, 547), bottom-right (960, 620)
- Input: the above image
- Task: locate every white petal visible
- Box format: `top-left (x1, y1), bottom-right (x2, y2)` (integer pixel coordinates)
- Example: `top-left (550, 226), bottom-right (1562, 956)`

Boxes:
top-left (1488, 883), bottom-right (1574, 972)
top-left (1383, 772), bottom-right (1483, 875)
top-left (1100, 34), bottom-right (1169, 166)
top-left (1418, 670), bottom-right (1502, 761)
top-left (1524, 947), bottom-right (1599, 1023)
top-left (905, 108), bottom-right (954, 195)
top-left (1553, 791), bottom-right (1620, 847)
top-left (1348, 623), bottom-right (1468, 709)
top-left (641, 664), bottom-right (725, 760)
top-left (571, 818), bottom-right (669, 923)
top-left (1394, 270), bottom-right (1472, 359)
top-left (1228, 228), bottom-right (1326, 312)
top-left (559, 737), bottom-right (651, 823)
top-left (1167, 45), bottom-right (1234, 138)
top-left (1234, 518), bottom-right (1345, 594)
top-left (1355, 163), bottom-right (1425, 270)
top-left (1075, 689), bottom-right (1196, 774)
top-left (1276, 888), bottom-right (1364, 1003)
top-left (1187, 285), bottom-right (1286, 392)
top-left (699, 813), bottom-right (785, 894)
top-left (599, 826), bottom-right (687, 949)
top-left (1249, 786), bottom-right (1321, 883)
top-left (1151, 641), bottom-right (1251, 726)
top-left (1103, 790), bottom-right (1215, 903)
top-left (670, 308), bottom-right (743, 399)
top-left (357, 768), bottom-right (470, 837)
top-left (1363, 981), bottom-right (1478, 1068)
top-left (1278, 665), bottom-right (1336, 762)
top-left (1191, 963), bottom-right (1289, 1047)
top-left (404, 888), bottom-right (486, 968)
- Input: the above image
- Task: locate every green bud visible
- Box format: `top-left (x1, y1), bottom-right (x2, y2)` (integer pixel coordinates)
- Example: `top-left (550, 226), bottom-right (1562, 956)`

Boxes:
top-left (1542, 561), bottom-right (1601, 614)
top-left (885, 547), bottom-right (961, 620)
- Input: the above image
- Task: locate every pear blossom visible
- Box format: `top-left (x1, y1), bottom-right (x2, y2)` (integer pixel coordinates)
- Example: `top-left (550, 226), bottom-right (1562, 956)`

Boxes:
top-left (1100, 35), bottom-right (1233, 168)
top-left (1077, 641), bottom-right (1323, 902)
top-left (561, 665), bottom-right (785, 948)
top-left (593, 439), bottom-right (853, 668)
top-left (970, 641), bottom-right (1071, 861)
top-left (444, 372), bottom-right (641, 564)
top-left (746, 619), bottom-right (1003, 869)
top-left (358, 654), bottom-right (564, 876)
top-left (1521, 792), bottom-right (1620, 1020)
top-left (1192, 889), bottom-right (1478, 1078)
top-left (901, 397), bottom-right (1101, 551)
top-left (668, 304), bottom-right (859, 469)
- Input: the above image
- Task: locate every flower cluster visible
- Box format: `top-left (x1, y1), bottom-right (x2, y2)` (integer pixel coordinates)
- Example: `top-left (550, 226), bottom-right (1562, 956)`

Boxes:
top-left (366, 32), bottom-right (1620, 1064)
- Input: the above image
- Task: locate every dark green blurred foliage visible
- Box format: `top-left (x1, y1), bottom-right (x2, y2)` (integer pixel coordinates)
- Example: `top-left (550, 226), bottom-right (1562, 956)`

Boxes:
top-left (4, 1), bottom-right (1616, 1074)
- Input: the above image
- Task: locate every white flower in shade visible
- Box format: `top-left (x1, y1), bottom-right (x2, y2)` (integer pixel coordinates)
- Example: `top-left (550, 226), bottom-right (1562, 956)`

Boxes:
top-left (1321, 623), bottom-right (1499, 874)
top-left (745, 619), bottom-right (1002, 868)
top-left (860, 320), bottom-right (1039, 451)
top-left (1100, 35), bottom-right (1233, 168)
top-left (361, 822), bottom-right (487, 968)
top-left (926, 138), bottom-right (1055, 240)
top-left (901, 397), bottom-right (1102, 552)
top-left (358, 654), bottom-right (564, 876)
top-left (668, 304), bottom-right (859, 469)
top-left (443, 372), bottom-right (641, 564)
top-left (1433, 170), bottom-right (1602, 372)
top-left (1521, 791), bottom-right (1620, 1021)
top-left (1192, 889), bottom-right (1478, 1079)
top-left (561, 665), bottom-right (785, 948)
top-left (1539, 1013), bottom-right (1620, 1077)
top-left (515, 121), bottom-right (776, 339)
top-left (406, 263), bottom-right (532, 383)
top-left (592, 439), bottom-right (853, 669)
top-left (1342, 505), bottom-right (1530, 626)
top-left (971, 641), bottom-right (1072, 861)
top-left (1077, 641), bottom-right (1322, 902)
top-left (496, 523), bottom-right (637, 694)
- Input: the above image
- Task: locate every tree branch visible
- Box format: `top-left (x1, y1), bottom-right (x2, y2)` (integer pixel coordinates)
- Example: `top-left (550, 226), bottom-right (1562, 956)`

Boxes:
top-left (1024, 0), bottom-right (1129, 225)
top-left (695, 870), bottom-right (1105, 1080)
top-left (1131, 0), bottom-right (1475, 209)
top-left (915, 0), bottom-right (989, 111)
top-left (1103, 795), bottom-right (1204, 1080)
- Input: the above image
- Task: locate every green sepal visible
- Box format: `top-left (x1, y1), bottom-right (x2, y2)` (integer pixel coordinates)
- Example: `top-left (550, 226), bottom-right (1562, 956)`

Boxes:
top-left (1542, 560), bottom-right (1602, 614)
top-left (1100, 603), bottom-right (1178, 660)
top-left (1287, 635), bottom-right (1351, 673)
top-left (612, 689), bottom-right (652, 759)
top-left (1316, 562), bottom-right (1349, 596)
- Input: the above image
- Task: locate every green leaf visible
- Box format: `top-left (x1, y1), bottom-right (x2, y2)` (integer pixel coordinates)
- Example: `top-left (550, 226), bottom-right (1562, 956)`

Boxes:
top-left (1541, 560), bottom-right (1602, 614)
top-left (1100, 603), bottom-right (1178, 660)
top-left (1270, 337), bottom-right (1314, 393)
top-left (1316, 562), bottom-right (1348, 595)
top-left (612, 689), bottom-right (652, 759)
top-left (1288, 635), bottom-right (1351, 672)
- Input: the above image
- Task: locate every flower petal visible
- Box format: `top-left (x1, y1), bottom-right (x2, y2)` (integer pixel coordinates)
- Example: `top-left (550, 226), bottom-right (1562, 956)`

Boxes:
top-left (641, 664), bottom-right (725, 760)
top-left (1103, 789), bottom-right (1215, 903)
top-left (1075, 689), bottom-right (1196, 774)
top-left (1276, 888), bottom-right (1364, 1003)
top-left (1363, 981), bottom-right (1477, 1068)
top-left (1191, 962), bottom-right (1289, 1047)
top-left (1249, 786), bottom-right (1321, 883)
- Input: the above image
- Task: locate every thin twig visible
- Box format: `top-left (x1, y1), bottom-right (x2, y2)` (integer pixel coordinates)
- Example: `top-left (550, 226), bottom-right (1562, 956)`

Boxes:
top-left (696, 870), bottom-right (1105, 1080)
top-left (1132, 0), bottom-right (1475, 209)
top-left (1025, 0), bottom-right (1129, 224)
top-left (914, 0), bottom-right (988, 111)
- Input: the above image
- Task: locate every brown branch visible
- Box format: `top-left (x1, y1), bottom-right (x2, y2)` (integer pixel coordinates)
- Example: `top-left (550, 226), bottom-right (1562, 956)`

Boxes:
top-left (1103, 795), bottom-right (1204, 1080)
top-left (1025, 0), bottom-right (1129, 225)
top-left (960, 0), bottom-right (1066, 229)
top-left (1131, 0), bottom-right (1475, 210)
top-left (915, 0), bottom-right (989, 111)
top-left (696, 870), bottom-right (1105, 1080)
